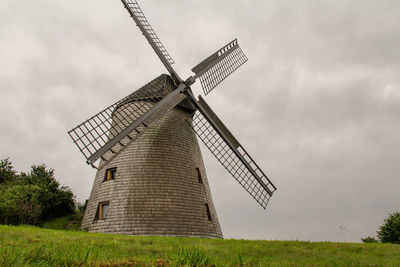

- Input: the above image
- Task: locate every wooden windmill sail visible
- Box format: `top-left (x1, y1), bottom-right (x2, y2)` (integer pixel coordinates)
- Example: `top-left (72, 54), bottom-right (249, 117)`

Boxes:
top-left (69, 0), bottom-right (276, 238)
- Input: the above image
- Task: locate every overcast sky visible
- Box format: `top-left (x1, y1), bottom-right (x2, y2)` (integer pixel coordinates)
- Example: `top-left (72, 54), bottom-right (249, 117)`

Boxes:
top-left (1, 0), bottom-right (399, 242)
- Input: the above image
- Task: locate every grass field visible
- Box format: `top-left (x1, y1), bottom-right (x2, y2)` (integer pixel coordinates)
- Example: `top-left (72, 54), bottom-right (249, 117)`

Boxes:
top-left (39, 212), bottom-right (83, 231)
top-left (0, 225), bottom-right (399, 266)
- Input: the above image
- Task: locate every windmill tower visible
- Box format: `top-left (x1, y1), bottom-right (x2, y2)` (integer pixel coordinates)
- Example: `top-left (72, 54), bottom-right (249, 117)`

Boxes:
top-left (69, 0), bottom-right (276, 238)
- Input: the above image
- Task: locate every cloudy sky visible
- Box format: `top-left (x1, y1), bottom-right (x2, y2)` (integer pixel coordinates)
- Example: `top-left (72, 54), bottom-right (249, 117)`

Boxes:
top-left (1, 0), bottom-right (399, 242)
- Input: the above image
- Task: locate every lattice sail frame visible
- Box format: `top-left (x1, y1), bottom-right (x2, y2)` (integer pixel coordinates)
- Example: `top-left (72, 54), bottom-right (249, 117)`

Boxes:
top-left (189, 102), bottom-right (276, 209)
top-left (190, 112), bottom-right (276, 208)
top-left (123, 0), bottom-right (174, 65)
top-left (121, 0), bottom-right (181, 82)
top-left (68, 76), bottom-right (171, 168)
top-left (191, 39), bottom-right (248, 95)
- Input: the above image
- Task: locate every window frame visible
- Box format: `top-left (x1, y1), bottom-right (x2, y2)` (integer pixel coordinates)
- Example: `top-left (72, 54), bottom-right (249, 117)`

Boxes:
top-left (95, 201), bottom-right (110, 221)
top-left (205, 203), bottom-right (212, 221)
top-left (103, 167), bottom-right (117, 182)
top-left (196, 167), bottom-right (203, 184)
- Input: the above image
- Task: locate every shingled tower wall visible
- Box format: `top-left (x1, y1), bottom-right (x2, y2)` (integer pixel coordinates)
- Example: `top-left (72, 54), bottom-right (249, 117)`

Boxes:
top-left (81, 75), bottom-right (222, 238)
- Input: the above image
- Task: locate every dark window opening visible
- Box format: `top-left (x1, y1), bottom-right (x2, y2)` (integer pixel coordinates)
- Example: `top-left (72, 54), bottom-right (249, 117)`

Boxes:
top-left (95, 202), bottom-right (109, 220)
top-left (196, 168), bottom-right (203, 184)
top-left (104, 167), bottom-right (117, 182)
top-left (205, 203), bottom-right (212, 221)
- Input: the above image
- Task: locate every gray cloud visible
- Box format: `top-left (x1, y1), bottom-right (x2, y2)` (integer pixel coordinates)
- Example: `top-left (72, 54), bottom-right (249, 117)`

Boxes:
top-left (1, 0), bottom-right (399, 242)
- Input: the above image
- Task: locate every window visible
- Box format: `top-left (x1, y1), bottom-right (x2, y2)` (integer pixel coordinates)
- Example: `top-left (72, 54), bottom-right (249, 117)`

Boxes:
top-left (104, 167), bottom-right (117, 182)
top-left (95, 202), bottom-right (109, 220)
top-left (205, 203), bottom-right (212, 221)
top-left (196, 168), bottom-right (203, 184)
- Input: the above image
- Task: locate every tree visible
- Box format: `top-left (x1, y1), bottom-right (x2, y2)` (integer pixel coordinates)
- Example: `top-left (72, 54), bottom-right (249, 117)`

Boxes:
top-left (0, 184), bottom-right (42, 225)
top-left (0, 159), bottom-right (76, 225)
top-left (377, 212), bottom-right (400, 244)
top-left (20, 164), bottom-right (75, 221)
top-left (0, 158), bottom-right (17, 184)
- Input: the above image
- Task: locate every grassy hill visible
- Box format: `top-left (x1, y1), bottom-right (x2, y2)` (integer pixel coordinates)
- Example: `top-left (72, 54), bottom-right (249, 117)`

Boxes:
top-left (39, 212), bottom-right (83, 231)
top-left (0, 225), bottom-right (399, 266)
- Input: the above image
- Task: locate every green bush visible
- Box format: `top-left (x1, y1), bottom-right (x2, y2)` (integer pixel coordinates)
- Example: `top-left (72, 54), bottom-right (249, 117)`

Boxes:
top-left (0, 158), bottom-right (76, 226)
top-left (0, 184), bottom-right (42, 225)
top-left (377, 212), bottom-right (400, 244)
top-left (20, 165), bottom-right (75, 220)
top-left (361, 236), bottom-right (378, 243)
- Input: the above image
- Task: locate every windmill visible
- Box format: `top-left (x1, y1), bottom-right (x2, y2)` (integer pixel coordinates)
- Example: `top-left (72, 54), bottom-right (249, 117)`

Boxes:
top-left (68, 0), bottom-right (276, 238)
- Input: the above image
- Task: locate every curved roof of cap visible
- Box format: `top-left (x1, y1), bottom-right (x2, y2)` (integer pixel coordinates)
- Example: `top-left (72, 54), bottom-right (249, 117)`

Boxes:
top-left (121, 74), bottom-right (196, 112)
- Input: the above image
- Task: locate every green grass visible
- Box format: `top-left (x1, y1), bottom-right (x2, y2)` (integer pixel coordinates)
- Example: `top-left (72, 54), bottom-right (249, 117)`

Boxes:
top-left (0, 225), bottom-right (399, 266)
top-left (40, 212), bottom-right (83, 231)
